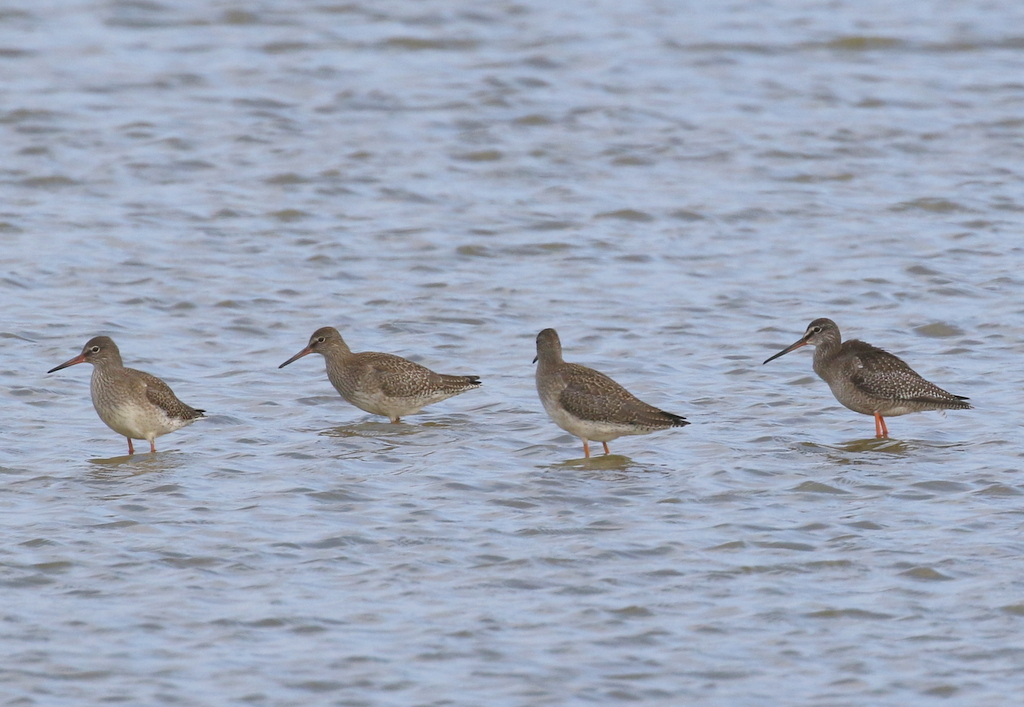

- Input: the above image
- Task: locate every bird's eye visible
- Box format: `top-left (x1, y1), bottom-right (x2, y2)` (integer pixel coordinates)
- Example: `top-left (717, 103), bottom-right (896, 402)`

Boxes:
top-left (91, 346), bottom-right (100, 353)
top-left (810, 326), bottom-right (821, 334)
top-left (316, 337), bottom-right (326, 343)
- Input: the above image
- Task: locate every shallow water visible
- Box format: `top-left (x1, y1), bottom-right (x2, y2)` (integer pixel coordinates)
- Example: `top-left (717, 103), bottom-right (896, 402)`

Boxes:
top-left (3, 0), bottom-right (1024, 704)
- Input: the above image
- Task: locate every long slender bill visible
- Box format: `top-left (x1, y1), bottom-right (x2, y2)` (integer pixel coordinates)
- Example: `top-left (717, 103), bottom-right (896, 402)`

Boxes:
top-left (763, 338), bottom-right (808, 365)
top-left (279, 347), bottom-right (312, 369)
top-left (47, 353), bottom-right (87, 374)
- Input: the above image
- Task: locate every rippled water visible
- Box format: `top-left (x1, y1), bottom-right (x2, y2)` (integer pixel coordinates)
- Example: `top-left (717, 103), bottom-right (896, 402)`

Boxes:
top-left (3, 0), bottom-right (1024, 704)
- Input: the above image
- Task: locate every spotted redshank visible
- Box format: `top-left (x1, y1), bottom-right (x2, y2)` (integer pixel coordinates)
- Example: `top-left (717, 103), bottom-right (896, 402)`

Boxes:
top-left (48, 336), bottom-right (205, 454)
top-left (763, 318), bottom-right (971, 437)
top-left (279, 327), bottom-right (482, 423)
top-left (533, 328), bottom-right (688, 457)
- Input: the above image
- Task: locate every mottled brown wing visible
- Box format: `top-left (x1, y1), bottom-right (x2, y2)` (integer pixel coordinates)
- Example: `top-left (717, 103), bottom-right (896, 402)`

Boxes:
top-left (359, 352), bottom-right (480, 398)
top-left (846, 341), bottom-right (969, 405)
top-left (135, 368), bottom-right (205, 420)
top-left (431, 373), bottom-right (482, 393)
top-left (354, 354), bottom-right (426, 398)
top-left (558, 363), bottom-right (687, 427)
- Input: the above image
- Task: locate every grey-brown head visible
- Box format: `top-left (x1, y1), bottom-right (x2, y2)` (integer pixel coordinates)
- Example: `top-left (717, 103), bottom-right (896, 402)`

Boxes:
top-left (279, 327), bottom-right (350, 368)
top-left (763, 318), bottom-right (841, 365)
top-left (48, 336), bottom-right (123, 373)
top-left (533, 328), bottom-right (563, 365)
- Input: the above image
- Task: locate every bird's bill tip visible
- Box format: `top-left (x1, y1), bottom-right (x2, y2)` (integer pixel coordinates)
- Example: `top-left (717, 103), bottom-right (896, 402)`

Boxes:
top-left (278, 347), bottom-right (312, 369)
top-left (762, 339), bottom-right (807, 365)
top-left (47, 353), bottom-right (86, 373)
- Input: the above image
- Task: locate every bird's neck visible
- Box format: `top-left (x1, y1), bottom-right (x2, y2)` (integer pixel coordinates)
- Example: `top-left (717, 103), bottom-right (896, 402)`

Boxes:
top-left (96, 354), bottom-right (125, 372)
top-left (90, 358), bottom-right (124, 383)
top-left (536, 351), bottom-right (563, 372)
top-left (811, 338), bottom-right (841, 374)
top-left (324, 341), bottom-right (354, 362)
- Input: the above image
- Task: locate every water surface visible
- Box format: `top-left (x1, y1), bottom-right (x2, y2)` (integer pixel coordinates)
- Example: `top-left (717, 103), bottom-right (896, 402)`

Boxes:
top-left (3, 0), bottom-right (1024, 704)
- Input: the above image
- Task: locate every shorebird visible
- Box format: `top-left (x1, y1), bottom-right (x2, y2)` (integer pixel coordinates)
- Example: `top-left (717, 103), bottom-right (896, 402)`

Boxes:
top-left (533, 328), bottom-right (688, 457)
top-left (279, 327), bottom-right (482, 423)
top-left (48, 336), bottom-right (205, 454)
top-left (763, 318), bottom-right (971, 437)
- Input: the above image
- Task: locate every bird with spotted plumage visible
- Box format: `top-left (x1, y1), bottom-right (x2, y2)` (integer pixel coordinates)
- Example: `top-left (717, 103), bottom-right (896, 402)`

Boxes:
top-left (279, 327), bottom-right (482, 424)
top-left (48, 336), bottom-right (205, 454)
top-left (533, 328), bottom-right (689, 458)
top-left (763, 318), bottom-right (971, 438)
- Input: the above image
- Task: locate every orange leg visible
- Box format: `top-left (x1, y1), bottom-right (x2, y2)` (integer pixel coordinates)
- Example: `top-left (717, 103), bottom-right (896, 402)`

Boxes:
top-left (873, 413), bottom-right (889, 438)
top-left (149, 440), bottom-right (157, 454)
top-left (602, 442), bottom-right (611, 455)
top-left (127, 438), bottom-right (134, 455)
top-left (582, 439), bottom-right (591, 458)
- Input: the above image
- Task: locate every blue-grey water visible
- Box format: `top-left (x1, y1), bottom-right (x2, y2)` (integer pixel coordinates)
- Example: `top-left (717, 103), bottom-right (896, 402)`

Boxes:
top-left (3, 1), bottom-right (1024, 704)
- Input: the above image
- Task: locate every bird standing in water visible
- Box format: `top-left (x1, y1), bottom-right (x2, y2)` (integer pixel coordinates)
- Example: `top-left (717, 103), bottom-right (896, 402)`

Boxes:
top-left (279, 327), bottom-right (481, 423)
top-left (48, 336), bottom-right (205, 454)
top-left (534, 328), bottom-right (688, 457)
top-left (763, 318), bottom-right (970, 437)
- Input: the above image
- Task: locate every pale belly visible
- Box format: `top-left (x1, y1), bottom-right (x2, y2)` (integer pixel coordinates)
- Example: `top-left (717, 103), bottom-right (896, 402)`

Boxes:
top-left (541, 397), bottom-right (637, 443)
top-left (95, 401), bottom-right (194, 441)
top-left (343, 389), bottom-right (429, 419)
